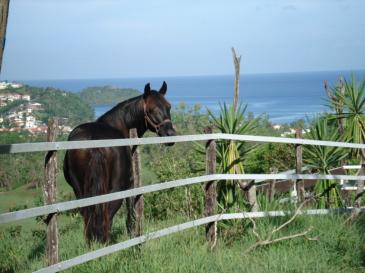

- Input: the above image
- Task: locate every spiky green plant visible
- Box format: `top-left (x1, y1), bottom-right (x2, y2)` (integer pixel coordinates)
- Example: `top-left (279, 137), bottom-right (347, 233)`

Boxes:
top-left (304, 118), bottom-right (348, 208)
top-left (208, 103), bottom-right (257, 210)
top-left (326, 75), bottom-right (365, 212)
top-left (327, 75), bottom-right (365, 156)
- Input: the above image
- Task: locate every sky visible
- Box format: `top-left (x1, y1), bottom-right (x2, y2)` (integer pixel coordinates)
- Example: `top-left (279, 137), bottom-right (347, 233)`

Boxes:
top-left (1, 0), bottom-right (365, 80)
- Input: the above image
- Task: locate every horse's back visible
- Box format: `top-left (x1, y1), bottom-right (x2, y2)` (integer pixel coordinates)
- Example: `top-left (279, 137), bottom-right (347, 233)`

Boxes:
top-left (64, 122), bottom-right (132, 198)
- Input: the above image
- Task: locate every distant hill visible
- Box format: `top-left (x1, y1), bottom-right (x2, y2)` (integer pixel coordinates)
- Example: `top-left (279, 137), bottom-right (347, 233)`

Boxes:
top-left (0, 85), bottom-right (94, 125)
top-left (79, 86), bottom-right (141, 106)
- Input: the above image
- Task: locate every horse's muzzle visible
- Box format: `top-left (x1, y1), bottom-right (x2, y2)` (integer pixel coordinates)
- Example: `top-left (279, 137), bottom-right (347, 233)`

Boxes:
top-left (163, 128), bottom-right (177, 146)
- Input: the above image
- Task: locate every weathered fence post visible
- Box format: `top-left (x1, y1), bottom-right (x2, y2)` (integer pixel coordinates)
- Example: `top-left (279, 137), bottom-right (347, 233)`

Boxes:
top-left (44, 118), bottom-right (59, 266)
top-left (204, 126), bottom-right (217, 247)
top-left (268, 167), bottom-right (278, 202)
top-left (247, 181), bottom-right (258, 212)
top-left (353, 160), bottom-right (365, 218)
top-left (296, 129), bottom-right (304, 203)
top-left (127, 128), bottom-right (144, 237)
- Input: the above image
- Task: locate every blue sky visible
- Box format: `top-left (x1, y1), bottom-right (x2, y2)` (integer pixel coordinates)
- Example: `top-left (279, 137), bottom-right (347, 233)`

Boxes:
top-left (1, 0), bottom-right (365, 80)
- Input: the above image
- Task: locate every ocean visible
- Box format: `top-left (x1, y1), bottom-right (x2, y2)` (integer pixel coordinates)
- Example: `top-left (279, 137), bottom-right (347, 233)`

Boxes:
top-left (21, 70), bottom-right (365, 124)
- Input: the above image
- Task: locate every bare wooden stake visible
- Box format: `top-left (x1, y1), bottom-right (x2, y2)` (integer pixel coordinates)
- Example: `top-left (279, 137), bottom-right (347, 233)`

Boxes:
top-left (296, 129), bottom-right (305, 203)
top-left (204, 126), bottom-right (217, 248)
top-left (0, 0), bottom-right (10, 73)
top-left (44, 118), bottom-right (59, 266)
top-left (127, 128), bottom-right (144, 237)
top-left (231, 47), bottom-right (241, 112)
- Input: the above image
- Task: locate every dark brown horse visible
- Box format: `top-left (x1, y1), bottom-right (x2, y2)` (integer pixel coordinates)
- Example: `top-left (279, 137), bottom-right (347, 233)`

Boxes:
top-left (63, 82), bottom-right (176, 243)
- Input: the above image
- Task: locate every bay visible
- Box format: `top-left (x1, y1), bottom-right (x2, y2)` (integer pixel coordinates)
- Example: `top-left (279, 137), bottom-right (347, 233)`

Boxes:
top-left (21, 70), bottom-right (365, 124)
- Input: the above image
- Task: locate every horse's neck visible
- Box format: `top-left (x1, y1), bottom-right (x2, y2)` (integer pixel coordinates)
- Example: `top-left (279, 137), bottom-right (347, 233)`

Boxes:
top-left (99, 98), bottom-right (147, 138)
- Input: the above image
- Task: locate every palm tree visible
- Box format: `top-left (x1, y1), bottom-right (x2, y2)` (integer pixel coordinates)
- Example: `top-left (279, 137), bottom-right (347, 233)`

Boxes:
top-left (327, 75), bottom-right (365, 215)
top-left (304, 118), bottom-right (348, 208)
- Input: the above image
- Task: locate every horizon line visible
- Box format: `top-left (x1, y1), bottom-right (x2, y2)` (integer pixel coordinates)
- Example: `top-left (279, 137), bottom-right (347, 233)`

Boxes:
top-left (2, 68), bottom-right (365, 82)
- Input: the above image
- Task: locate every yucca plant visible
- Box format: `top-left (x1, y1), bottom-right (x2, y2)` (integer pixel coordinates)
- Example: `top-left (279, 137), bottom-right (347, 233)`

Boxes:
top-left (208, 103), bottom-right (257, 210)
top-left (327, 75), bottom-right (365, 213)
top-left (304, 118), bottom-right (348, 208)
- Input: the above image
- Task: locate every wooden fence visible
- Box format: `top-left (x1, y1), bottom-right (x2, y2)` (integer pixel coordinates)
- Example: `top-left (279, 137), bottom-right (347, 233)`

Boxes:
top-left (1, 128), bottom-right (365, 273)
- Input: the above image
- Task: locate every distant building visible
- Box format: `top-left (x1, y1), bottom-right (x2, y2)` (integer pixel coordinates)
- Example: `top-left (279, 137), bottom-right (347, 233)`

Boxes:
top-left (0, 82), bottom-right (23, 90)
top-left (27, 102), bottom-right (43, 110)
top-left (0, 92), bottom-right (29, 102)
top-left (22, 94), bottom-right (31, 101)
top-left (272, 124), bottom-right (282, 130)
top-left (25, 115), bottom-right (36, 128)
top-left (27, 125), bottom-right (48, 134)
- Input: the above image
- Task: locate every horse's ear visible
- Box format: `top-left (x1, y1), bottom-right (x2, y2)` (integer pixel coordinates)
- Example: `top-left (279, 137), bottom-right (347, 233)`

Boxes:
top-left (143, 83), bottom-right (151, 99)
top-left (159, 81), bottom-right (167, 95)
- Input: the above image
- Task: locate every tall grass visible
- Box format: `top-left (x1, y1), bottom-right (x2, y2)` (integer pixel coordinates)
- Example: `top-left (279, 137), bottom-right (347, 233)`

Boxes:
top-left (1, 210), bottom-right (365, 273)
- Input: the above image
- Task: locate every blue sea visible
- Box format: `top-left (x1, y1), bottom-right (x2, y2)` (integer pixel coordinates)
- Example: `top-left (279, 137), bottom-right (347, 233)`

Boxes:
top-left (20, 70), bottom-right (365, 124)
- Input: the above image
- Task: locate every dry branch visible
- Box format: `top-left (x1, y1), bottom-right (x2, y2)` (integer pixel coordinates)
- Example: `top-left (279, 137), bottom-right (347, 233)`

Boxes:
top-left (243, 199), bottom-right (318, 255)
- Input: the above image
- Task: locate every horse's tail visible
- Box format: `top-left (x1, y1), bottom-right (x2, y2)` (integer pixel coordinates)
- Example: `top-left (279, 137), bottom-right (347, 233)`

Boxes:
top-left (83, 148), bottom-right (110, 243)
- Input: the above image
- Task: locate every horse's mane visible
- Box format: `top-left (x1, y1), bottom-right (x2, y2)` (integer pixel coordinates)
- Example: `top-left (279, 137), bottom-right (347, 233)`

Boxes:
top-left (96, 94), bottom-right (143, 123)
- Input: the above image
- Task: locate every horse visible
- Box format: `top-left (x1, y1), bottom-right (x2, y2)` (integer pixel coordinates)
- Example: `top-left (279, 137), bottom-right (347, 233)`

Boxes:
top-left (63, 82), bottom-right (176, 243)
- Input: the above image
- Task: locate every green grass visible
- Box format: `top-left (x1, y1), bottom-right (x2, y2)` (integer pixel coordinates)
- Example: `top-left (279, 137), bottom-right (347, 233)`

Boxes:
top-left (2, 175), bottom-right (365, 272)
top-left (1, 210), bottom-right (365, 273)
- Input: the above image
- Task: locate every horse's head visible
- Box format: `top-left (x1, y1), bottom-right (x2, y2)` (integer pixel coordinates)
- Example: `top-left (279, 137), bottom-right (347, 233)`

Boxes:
top-left (143, 82), bottom-right (177, 145)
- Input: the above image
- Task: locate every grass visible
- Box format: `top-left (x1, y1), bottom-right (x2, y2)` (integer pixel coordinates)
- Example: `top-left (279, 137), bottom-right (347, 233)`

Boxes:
top-left (1, 207), bottom-right (365, 273)
top-left (1, 174), bottom-right (365, 272)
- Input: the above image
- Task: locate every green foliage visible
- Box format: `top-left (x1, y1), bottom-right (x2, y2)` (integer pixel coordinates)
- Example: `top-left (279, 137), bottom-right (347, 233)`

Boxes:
top-left (144, 143), bottom-right (204, 220)
top-left (208, 103), bottom-right (257, 210)
top-left (0, 85), bottom-right (94, 126)
top-left (172, 102), bottom-right (209, 134)
top-left (328, 75), bottom-right (365, 156)
top-left (0, 99), bottom-right (26, 115)
top-left (245, 143), bottom-right (296, 173)
top-left (0, 133), bottom-right (46, 190)
top-left (304, 118), bottom-right (347, 208)
top-left (79, 86), bottom-right (141, 106)
top-left (36, 88), bottom-right (94, 124)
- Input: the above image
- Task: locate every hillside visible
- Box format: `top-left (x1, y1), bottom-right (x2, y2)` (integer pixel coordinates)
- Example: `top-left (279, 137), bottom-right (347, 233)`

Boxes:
top-left (0, 85), bottom-right (94, 127)
top-left (79, 85), bottom-right (141, 106)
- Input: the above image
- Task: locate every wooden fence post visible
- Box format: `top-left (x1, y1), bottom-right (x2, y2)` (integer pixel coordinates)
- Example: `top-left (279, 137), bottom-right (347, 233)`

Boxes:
top-left (44, 118), bottom-right (59, 266)
top-left (296, 129), bottom-right (305, 203)
top-left (247, 181), bottom-right (258, 212)
top-left (127, 128), bottom-right (144, 237)
top-left (268, 167), bottom-right (278, 202)
top-left (204, 126), bottom-right (217, 246)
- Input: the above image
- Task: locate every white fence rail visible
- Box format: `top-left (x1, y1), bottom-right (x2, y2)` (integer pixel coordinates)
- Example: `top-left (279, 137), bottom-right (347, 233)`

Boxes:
top-left (1, 133), bottom-right (365, 154)
top-left (33, 208), bottom-right (365, 273)
top-left (1, 133), bottom-right (364, 272)
top-left (1, 173), bottom-right (364, 225)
